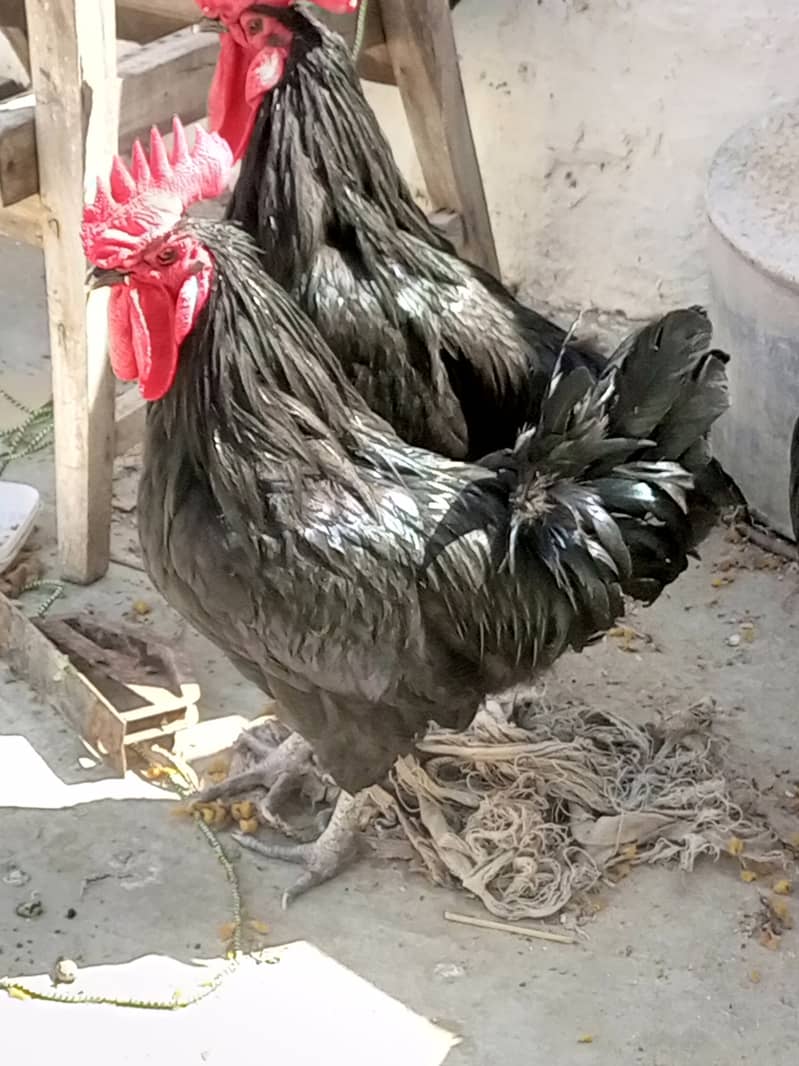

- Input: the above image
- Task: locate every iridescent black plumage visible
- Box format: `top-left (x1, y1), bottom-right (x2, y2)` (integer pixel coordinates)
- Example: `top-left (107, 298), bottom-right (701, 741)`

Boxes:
top-left (138, 218), bottom-right (728, 793)
top-left (226, 5), bottom-right (740, 536)
top-left (227, 6), bottom-right (604, 460)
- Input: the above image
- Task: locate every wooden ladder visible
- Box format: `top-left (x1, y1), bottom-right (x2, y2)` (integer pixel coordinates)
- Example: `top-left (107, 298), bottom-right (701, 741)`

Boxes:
top-left (0, 0), bottom-right (498, 583)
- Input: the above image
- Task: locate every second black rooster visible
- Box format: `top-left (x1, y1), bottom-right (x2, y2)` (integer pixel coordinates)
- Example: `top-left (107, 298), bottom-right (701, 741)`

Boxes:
top-left (200, 0), bottom-right (606, 460)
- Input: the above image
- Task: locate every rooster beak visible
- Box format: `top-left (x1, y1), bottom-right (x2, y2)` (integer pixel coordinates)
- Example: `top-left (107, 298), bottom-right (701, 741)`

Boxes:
top-left (199, 17), bottom-right (226, 33)
top-left (86, 266), bottom-right (128, 291)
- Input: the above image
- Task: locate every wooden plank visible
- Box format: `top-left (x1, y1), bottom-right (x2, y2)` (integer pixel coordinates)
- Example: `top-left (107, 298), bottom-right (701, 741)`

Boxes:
top-left (0, 105), bottom-right (37, 207)
top-left (116, 9), bottom-right (189, 43)
top-left (0, 1), bottom-right (26, 32)
top-left (37, 616), bottom-right (200, 729)
top-left (318, 2), bottom-right (394, 85)
top-left (26, 0), bottom-right (120, 583)
top-left (1, 25), bottom-right (29, 75)
top-left (379, 0), bottom-right (500, 276)
top-left (115, 27), bottom-right (219, 156)
top-left (0, 591), bottom-right (128, 775)
top-left (114, 387), bottom-right (146, 456)
top-left (429, 208), bottom-right (464, 250)
top-left (117, 0), bottom-right (198, 20)
top-left (0, 192), bottom-right (42, 245)
top-left (0, 27), bottom-right (219, 207)
top-left (1, 0), bottom-right (196, 34)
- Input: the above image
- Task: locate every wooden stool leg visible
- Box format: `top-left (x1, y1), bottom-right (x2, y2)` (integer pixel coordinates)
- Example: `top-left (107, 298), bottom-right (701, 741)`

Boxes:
top-left (25, 0), bottom-right (120, 584)
top-left (1, 27), bottom-right (30, 79)
top-left (379, 0), bottom-right (500, 277)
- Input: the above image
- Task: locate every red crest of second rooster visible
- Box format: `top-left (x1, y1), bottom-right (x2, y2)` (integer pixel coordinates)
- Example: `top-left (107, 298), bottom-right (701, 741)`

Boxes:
top-left (200, 0), bottom-right (359, 159)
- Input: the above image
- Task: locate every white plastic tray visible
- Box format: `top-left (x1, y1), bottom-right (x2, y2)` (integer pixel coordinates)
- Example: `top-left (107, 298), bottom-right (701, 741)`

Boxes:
top-left (0, 481), bottom-right (41, 573)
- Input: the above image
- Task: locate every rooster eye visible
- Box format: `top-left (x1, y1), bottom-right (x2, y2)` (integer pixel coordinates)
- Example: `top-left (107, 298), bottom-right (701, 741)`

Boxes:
top-left (156, 247), bottom-right (178, 266)
top-left (245, 16), bottom-right (263, 36)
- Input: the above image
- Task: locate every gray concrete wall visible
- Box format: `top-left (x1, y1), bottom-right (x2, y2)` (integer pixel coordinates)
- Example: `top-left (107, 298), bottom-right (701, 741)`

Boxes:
top-left (366, 0), bottom-right (799, 331)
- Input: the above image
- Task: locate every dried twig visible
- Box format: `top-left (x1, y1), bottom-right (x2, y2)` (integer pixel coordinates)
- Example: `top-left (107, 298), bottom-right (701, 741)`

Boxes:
top-left (444, 911), bottom-right (576, 944)
top-left (735, 522), bottom-right (799, 563)
top-left (109, 552), bottom-right (146, 573)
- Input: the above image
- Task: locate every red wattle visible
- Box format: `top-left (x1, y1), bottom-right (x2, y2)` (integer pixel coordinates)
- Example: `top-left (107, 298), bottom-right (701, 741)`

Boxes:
top-left (208, 33), bottom-right (258, 163)
top-left (107, 285), bottom-right (179, 402)
top-left (108, 287), bottom-right (139, 382)
top-left (106, 265), bottom-right (213, 402)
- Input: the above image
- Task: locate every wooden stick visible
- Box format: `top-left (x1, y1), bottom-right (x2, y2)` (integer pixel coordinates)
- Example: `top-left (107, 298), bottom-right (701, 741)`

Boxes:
top-left (444, 911), bottom-right (576, 944)
top-left (26, 0), bottom-right (120, 583)
top-left (380, 0), bottom-right (500, 276)
top-left (735, 522), bottom-right (799, 563)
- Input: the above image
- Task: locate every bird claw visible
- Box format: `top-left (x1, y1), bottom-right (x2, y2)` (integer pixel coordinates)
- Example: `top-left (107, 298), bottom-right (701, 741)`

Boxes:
top-left (231, 792), bottom-right (360, 907)
top-left (191, 732), bottom-right (314, 811)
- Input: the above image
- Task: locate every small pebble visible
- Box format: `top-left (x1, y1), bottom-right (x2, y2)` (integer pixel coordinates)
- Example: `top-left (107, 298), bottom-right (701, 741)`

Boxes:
top-left (727, 634), bottom-right (741, 648)
top-left (52, 958), bottom-right (78, 985)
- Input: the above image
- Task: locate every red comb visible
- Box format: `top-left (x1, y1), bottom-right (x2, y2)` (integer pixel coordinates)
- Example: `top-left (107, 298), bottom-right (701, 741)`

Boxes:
top-left (199, 1), bottom-right (359, 20)
top-left (82, 117), bottom-right (232, 268)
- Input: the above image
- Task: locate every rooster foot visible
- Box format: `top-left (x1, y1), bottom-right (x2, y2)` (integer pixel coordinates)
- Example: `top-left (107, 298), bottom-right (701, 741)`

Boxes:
top-left (232, 791), bottom-right (361, 908)
top-left (193, 732), bottom-right (315, 823)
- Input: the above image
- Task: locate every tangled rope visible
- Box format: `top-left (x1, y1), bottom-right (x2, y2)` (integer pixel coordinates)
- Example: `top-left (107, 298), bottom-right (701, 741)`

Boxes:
top-left (370, 694), bottom-right (783, 921)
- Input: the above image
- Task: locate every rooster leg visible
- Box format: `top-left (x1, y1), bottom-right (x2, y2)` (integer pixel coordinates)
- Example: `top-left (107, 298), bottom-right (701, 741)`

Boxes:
top-left (192, 732), bottom-right (314, 811)
top-left (231, 790), bottom-right (361, 908)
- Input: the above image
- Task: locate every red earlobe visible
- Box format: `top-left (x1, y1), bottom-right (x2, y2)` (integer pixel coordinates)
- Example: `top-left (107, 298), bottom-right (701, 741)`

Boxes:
top-left (175, 268), bottom-right (212, 347)
top-left (245, 46), bottom-right (289, 108)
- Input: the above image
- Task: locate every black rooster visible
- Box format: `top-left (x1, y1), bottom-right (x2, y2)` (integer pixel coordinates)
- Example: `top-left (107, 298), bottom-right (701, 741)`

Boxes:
top-left (83, 121), bottom-right (729, 904)
top-left (199, 0), bottom-right (605, 461)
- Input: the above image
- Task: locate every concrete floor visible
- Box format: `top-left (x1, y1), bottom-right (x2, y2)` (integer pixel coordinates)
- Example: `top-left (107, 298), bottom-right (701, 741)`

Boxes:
top-left (1, 234), bottom-right (799, 1065)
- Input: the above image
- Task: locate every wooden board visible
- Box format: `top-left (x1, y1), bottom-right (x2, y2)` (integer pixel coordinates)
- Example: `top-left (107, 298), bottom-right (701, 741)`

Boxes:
top-left (0, 0), bottom-right (194, 36)
top-left (1, 24), bottom-right (29, 74)
top-left (0, 590), bottom-right (128, 775)
top-left (115, 27), bottom-right (219, 154)
top-left (0, 26), bottom-right (219, 207)
top-left (380, 0), bottom-right (499, 276)
top-left (0, 192), bottom-right (42, 245)
top-left (0, 1), bottom-right (26, 31)
top-left (117, 0), bottom-right (198, 21)
top-left (318, 2), bottom-right (394, 85)
top-left (0, 105), bottom-right (37, 208)
top-left (0, 594), bottom-right (201, 776)
top-left (26, 0), bottom-right (120, 583)
top-left (116, 2), bottom-right (192, 42)
top-left (114, 387), bottom-right (147, 457)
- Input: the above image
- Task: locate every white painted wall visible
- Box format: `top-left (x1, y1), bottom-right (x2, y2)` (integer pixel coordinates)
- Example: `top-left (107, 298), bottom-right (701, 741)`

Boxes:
top-left (366, 0), bottom-right (799, 334)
